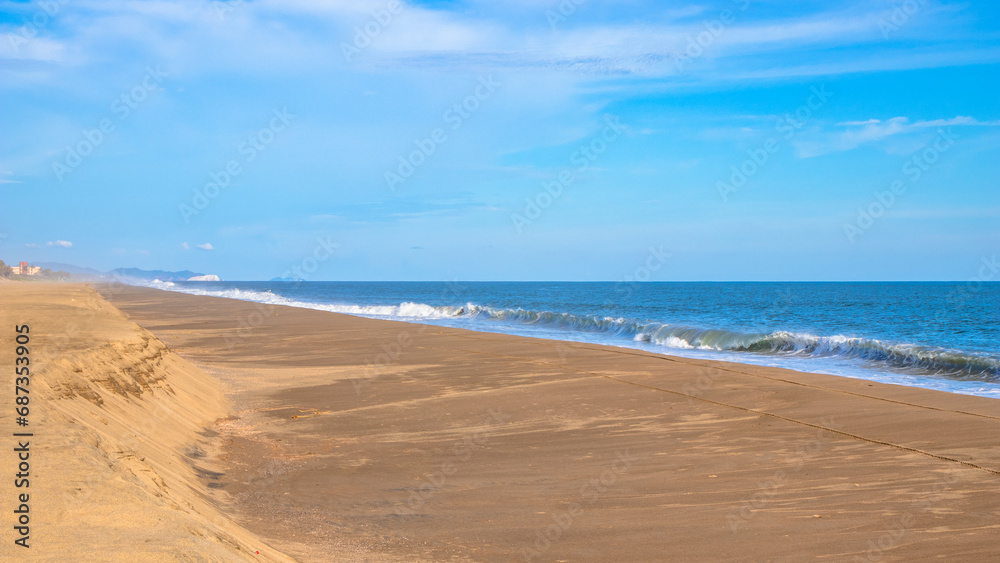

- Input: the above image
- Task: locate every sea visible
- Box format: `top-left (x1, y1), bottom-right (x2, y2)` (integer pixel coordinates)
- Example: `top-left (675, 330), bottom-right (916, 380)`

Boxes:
top-left (141, 280), bottom-right (1000, 399)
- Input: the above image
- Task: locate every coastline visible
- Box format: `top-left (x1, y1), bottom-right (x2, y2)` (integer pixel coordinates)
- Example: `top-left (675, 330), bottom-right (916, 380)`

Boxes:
top-left (105, 284), bottom-right (1000, 561)
top-left (4, 282), bottom-right (999, 560)
top-left (136, 279), bottom-right (1000, 400)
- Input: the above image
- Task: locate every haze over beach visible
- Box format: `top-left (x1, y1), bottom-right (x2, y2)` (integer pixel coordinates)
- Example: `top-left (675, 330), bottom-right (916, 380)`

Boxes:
top-left (2, 0), bottom-right (1000, 561)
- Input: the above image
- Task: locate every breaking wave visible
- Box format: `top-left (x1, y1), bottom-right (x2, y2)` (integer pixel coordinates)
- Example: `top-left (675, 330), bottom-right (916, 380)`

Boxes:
top-left (136, 280), bottom-right (1000, 382)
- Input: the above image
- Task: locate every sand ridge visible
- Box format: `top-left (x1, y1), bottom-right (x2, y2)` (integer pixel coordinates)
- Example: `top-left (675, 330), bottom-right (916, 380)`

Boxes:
top-left (0, 283), bottom-right (293, 561)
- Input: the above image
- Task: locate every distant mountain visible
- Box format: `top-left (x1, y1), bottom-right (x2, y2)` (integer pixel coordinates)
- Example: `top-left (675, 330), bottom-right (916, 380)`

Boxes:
top-left (34, 262), bottom-right (106, 276)
top-left (110, 268), bottom-right (207, 281)
top-left (5, 261), bottom-right (220, 281)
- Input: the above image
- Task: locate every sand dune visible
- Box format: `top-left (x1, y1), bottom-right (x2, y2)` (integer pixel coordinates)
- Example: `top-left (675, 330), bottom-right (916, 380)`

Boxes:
top-left (0, 283), bottom-right (292, 561)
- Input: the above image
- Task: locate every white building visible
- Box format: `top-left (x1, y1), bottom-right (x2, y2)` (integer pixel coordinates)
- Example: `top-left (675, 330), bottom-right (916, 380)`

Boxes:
top-left (17, 262), bottom-right (41, 276)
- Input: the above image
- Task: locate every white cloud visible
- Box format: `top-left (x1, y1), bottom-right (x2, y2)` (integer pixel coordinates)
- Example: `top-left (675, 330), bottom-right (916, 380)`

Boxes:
top-left (795, 116), bottom-right (1000, 158)
top-left (46, 240), bottom-right (73, 248)
top-left (835, 115), bottom-right (998, 132)
top-left (196, 242), bottom-right (214, 250)
top-left (0, 34), bottom-right (67, 62)
top-left (24, 243), bottom-right (38, 248)
top-left (5, 0), bottom-right (992, 90)
top-left (181, 242), bottom-right (190, 250)
top-left (0, 169), bottom-right (20, 184)
top-left (889, 206), bottom-right (1000, 220)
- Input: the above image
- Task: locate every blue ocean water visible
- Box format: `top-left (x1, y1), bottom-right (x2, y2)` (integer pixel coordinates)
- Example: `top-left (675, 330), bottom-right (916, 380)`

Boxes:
top-left (143, 280), bottom-right (1000, 399)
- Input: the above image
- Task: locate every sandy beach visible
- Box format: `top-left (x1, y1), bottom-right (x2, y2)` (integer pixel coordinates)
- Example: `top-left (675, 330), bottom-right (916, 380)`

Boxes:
top-left (8, 0), bottom-right (998, 560)
top-left (3, 282), bottom-right (999, 561)
top-left (0, 282), bottom-right (293, 562)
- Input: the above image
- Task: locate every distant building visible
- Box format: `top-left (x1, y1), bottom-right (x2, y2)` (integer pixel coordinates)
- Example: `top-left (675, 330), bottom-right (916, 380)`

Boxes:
top-left (17, 262), bottom-right (41, 276)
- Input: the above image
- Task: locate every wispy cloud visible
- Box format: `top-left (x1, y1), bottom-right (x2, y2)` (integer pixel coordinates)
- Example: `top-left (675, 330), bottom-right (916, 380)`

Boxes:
top-left (196, 242), bottom-right (214, 250)
top-left (308, 214), bottom-right (342, 222)
top-left (316, 198), bottom-right (498, 223)
top-left (0, 170), bottom-right (21, 184)
top-left (46, 240), bottom-right (73, 248)
top-left (888, 206), bottom-right (1000, 220)
top-left (4, 0), bottom-right (995, 86)
top-left (794, 116), bottom-right (1000, 157)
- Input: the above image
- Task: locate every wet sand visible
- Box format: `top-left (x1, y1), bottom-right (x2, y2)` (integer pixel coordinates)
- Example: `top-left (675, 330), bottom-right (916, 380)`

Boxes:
top-left (97, 284), bottom-right (1000, 562)
top-left (6, 281), bottom-right (996, 560)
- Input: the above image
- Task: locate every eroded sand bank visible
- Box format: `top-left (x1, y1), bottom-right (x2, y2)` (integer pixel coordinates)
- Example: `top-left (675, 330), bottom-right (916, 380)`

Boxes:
top-left (0, 283), bottom-right (292, 561)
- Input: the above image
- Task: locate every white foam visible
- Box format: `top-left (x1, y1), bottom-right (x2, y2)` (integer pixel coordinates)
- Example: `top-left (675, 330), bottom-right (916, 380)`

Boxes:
top-left (130, 279), bottom-right (1000, 399)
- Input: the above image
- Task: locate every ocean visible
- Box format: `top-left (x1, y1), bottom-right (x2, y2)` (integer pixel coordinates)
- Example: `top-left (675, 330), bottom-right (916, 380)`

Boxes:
top-left (142, 280), bottom-right (1000, 399)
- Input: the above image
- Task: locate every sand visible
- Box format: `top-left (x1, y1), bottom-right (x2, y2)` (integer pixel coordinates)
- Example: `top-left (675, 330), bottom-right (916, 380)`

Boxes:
top-left (0, 283), bottom-right (292, 561)
top-left (3, 283), bottom-right (999, 561)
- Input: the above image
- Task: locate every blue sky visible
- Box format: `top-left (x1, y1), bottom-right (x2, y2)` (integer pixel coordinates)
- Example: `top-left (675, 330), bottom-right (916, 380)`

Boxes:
top-left (1, 0), bottom-right (998, 281)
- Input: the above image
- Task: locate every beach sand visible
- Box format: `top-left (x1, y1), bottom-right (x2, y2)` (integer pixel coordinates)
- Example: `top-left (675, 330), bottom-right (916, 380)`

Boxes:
top-left (0, 283), bottom-right (293, 562)
top-left (3, 283), bottom-right (999, 561)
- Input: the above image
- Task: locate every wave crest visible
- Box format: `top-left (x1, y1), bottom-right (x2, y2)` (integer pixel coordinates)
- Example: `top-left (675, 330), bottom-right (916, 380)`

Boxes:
top-left (134, 281), bottom-right (1000, 382)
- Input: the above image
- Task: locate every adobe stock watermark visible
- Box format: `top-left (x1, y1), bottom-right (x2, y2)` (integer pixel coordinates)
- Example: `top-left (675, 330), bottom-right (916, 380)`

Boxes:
top-left (352, 324), bottom-right (428, 394)
top-left (620, 245), bottom-right (671, 285)
top-left (342, 0), bottom-right (404, 62)
top-left (545, 0), bottom-right (587, 28)
top-left (682, 364), bottom-right (727, 406)
top-left (717, 84), bottom-right (833, 202)
top-left (927, 253), bottom-right (1000, 331)
top-left (351, 279), bottom-right (466, 393)
top-left (385, 75), bottom-right (500, 191)
top-left (726, 418), bottom-right (837, 532)
top-left (759, 286), bottom-right (798, 326)
top-left (511, 114), bottom-right (625, 233)
top-left (942, 254), bottom-right (999, 312)
top-left (51, 66), bottom-right (168, 182)
top-left (842, 128), bottom-right (958, 244)
top-left (520, 450), bottom-right (640, 561)
top-left (394, 408), bottom-right (510, 516)
top-left (552, 245), bottom-right (670, 364)
top-left (878, 0), bottom-right (927, 39)
top-left (223, 235), bottom-right (338, 350)
top-left (6, 0), bottom-right (69, 53)
top-left (179, 107), bottom-right (295, 223)
top-left (281, 235), bottom-right (339, 281)
top-left (673, 0), bottom-right (750, 72)
top-left (853, 473), bottom-right (959, 562)
top-left (599, 245), bottom-right (671, 309)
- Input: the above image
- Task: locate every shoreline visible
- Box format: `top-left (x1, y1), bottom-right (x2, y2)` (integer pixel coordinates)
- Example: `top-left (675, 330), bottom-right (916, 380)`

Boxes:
top-left (100, 284), bottom-right (1000, 561)
top-left (136, 280), bottom-right (1000, 400)
top-left (3, 282), bottom-right (998, 560)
